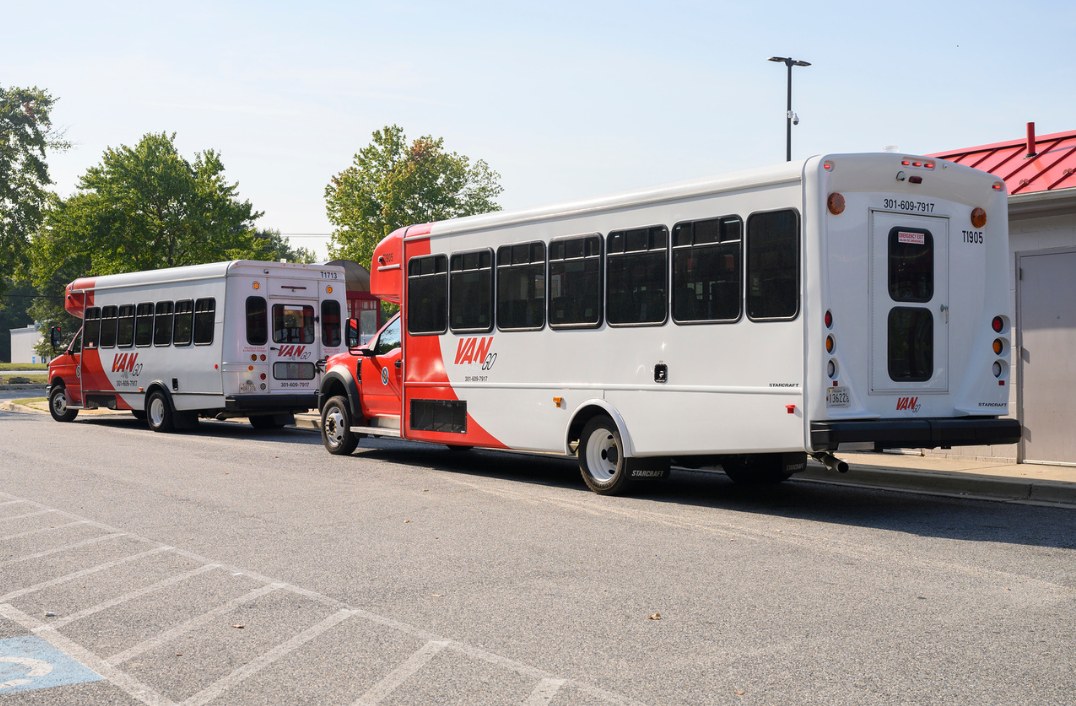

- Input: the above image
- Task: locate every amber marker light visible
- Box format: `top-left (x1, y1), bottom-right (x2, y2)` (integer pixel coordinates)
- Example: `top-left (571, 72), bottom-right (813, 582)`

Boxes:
top-left (326, 285), bottom-right (333, 294)
top-left (825, 335), bottom-right (835, 353)
top-left (971, 207), bottom-right (987, 228)
top-left (827, 193), bottom-right (845, 215)
top-left (252, 281), bottom-right (261, 290)
top-left (993, 339), bottom-right (1003, 355)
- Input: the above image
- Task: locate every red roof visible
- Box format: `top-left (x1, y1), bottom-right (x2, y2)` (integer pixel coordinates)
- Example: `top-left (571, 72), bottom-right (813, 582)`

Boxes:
top-left (928, 128), bottom-right (1076, 195)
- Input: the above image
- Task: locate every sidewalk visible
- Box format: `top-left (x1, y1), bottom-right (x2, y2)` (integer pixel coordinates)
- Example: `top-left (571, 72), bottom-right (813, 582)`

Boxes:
top-left (4, 403), bottom-right (1074, 507)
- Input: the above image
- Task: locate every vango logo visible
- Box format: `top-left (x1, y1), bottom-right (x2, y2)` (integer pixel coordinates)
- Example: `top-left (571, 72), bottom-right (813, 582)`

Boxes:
top-left (454, 337), bottom-right (493, 365)
top-left (278, 345), bottom-right (306, 358)
top-left (896, 396), bottom-right (919, 411)
top-left (112, 353), bottom-right (138, 373)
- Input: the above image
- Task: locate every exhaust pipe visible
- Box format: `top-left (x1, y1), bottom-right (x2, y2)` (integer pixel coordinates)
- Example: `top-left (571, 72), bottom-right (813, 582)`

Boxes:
top-left (812, 452), bottom-right (849, 474)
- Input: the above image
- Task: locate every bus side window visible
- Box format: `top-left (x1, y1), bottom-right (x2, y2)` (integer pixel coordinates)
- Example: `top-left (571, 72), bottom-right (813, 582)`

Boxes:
top-left (672, 216), bottom-right (742, 324)
top-left (194, 298), bottom-right (215, 345)
top-left (746, 209), bottom-right (800, 321)
top-left (135, 303), bottom-right (154, 347)
top-left (99, 305), bottom-right (119, 348)
top-left (496, 241), bottom-right (545, 331)
top-left (548, 234), bottom-right (602, 329)
top-left (606, 225), bottom-right (668, 326)
top-left (117, 304), bottom-right (136, 347)
top-left (173, 300), bottom-right (194, 346)
top-left (83, 307), bottom-right (101, 350)
top-left (449, 250), bottom-right (493, 333)
top-left (321, 299), bottom-right (341, 347)
top-left (407, 255), bottom-right (448, 335)
top-left (154, 301), bottom-right (174, 346)
top-left (246, 296), bottom-right (267, 345)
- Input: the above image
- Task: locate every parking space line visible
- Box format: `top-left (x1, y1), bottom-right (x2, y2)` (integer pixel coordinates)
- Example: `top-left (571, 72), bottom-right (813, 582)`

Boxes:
top-left (0, 545), bottom-right (172, 603)
top-left (179, 608), bottom-right (357, 706)
top-left (107, 582), bottom-right (286, 666)
top-left (523, 677), bottom-right (568, 705)
top-left (36, 564), bottom-right (222, 631)
top-left (0, 509), bottom-right (56, 523)
top-left (0, 602), bottom-right (174, 706)
top-left (0, 499), bottom-right (29, 507)
top-left (0, 519), bottom-right (91, 541)
top-left (0, 532), bottom-right (128, 568)
top-left (352, 640), bottom-right (450, 706)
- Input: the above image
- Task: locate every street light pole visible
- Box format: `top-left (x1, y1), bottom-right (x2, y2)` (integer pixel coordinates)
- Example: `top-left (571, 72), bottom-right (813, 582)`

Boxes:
top-left (768, 56), bottom-right (810, 162)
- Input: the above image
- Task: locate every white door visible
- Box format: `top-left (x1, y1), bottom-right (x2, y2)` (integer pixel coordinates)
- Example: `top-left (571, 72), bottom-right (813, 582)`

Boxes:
top-left (869, 211), bottom-right (949, 395)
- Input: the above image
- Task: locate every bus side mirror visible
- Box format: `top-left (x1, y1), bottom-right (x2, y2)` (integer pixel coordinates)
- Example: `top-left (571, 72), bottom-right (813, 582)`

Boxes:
top-left (49, 327), bottom-right (62, 352)
top-left (346, 318), bottom-right (361, 352)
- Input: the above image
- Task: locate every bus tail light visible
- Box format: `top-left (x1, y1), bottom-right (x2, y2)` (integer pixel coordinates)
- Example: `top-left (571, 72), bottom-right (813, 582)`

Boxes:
top-left (992, 316), bottom-right (1004, 333)
top-left (824, 310), bottom-right (833, 328)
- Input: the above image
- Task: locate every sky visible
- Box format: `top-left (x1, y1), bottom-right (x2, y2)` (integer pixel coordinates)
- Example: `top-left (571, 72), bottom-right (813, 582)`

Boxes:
top-left (4, 0), bottom-right (1075, 260)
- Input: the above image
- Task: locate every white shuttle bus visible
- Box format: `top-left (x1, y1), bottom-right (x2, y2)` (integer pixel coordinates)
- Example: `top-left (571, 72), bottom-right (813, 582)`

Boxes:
top-left (318, 153), bottom-right (1021, 494)
top-left (47, 261), bottom-right (348, 431)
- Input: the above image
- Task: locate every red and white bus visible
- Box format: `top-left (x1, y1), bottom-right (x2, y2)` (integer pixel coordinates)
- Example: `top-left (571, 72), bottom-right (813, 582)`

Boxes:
top-left (317, 154), bottom-right (1021, 494)
top-left (47, 261), bottom-right (347, 431)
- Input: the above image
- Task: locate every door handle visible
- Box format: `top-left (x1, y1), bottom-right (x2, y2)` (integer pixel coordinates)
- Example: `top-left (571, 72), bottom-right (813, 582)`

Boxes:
top-left (939, 304), bottom-right (949, 323)
top-left (395, 360), bottom-right (402, 369)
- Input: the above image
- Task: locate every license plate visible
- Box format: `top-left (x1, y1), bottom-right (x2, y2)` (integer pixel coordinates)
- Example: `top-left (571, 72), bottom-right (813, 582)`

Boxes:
top-left (826, 386), bottom-right (850, 408)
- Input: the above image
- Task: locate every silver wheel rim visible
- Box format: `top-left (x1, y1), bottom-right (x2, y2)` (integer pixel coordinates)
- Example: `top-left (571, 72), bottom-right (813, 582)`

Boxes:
top-left (52, 391), bottom-right (68, 415)
top-left (584, 427), bottom-right (619, 482)
top-left (325, 408), bottom-right (346, 447)
top-left (149, 397), bottom-right (166, 427)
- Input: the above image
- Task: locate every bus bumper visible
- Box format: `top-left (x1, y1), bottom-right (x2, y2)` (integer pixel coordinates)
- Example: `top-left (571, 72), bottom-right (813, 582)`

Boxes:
top-left (810, 418), bottom-right (1022, 451)
top-left (224, 394), bottom-right (317, 412)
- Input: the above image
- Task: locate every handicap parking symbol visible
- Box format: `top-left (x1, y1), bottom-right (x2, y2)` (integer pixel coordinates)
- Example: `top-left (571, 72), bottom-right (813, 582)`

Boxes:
top-left (0, 635), bottom-right (103, 695)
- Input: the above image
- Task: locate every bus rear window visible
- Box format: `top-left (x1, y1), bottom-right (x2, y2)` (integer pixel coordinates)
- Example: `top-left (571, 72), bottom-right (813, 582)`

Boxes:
top-left (321, 299), bottom-right (341, 347)
top-left (888, 228), bottom-right (934, 302)
top-left (273, 304), bottom-right (315, 344)
top-left (246, 296), bottom-right (267, 345)
top-left (888, 307), bottom-right (933, 381)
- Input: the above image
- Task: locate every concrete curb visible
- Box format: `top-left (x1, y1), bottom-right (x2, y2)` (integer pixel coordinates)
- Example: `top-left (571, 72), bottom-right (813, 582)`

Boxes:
top-left (0, 401), bottom-right (45, 414)
top-left (0, 384), bottom-right (47, 391)
top-left (799, 462), bottom-right (1076, 507)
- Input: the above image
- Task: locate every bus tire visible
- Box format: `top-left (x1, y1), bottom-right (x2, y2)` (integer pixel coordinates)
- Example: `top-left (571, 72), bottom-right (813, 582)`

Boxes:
top-left (578, 417), bottom-right (632, 495)
top-left (721, 454), bottom-right (795, 485)
top-left (321, 395), bottom-right (359, 455)
top-left (48, 386), bottom-right (78, 423)
top-left (446, 445), bottom-right (473, 452)
top-left (146, 390), bottom-right (175, 433)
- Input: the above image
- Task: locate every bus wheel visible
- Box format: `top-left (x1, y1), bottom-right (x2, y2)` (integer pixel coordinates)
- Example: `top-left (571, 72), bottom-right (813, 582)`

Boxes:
top-left (48, 386), bottom-right (78, 423)
top-left (721, 454), bottom-right (795, 485)
top-left (578, 417), bottom-right (632, 495)
top-left (146, 391), bottom-right (175, 433)
top-left (321, 395), bottom-right (359, 455)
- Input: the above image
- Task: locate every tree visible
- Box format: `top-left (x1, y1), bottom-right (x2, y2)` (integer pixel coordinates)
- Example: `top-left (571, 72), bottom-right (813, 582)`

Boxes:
top-left (31, 132), bottom-right (262, 286)
top-left (325, 125), bottom-right (503, 268)
top-left (0, 84), bottom-right (68, 297)
top-left (251, 228), bottom-right (318, 264)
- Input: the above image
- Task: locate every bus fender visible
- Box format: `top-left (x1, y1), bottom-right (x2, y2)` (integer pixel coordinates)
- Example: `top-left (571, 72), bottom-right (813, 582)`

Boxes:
top-left (318, 368), bottom-right (361, 418)
top-left (564, 399), bottom-right (637, 458)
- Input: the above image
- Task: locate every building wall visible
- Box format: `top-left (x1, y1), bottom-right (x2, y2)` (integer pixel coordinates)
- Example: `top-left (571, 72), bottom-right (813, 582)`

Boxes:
top-left (9, 325), bottom-right (48, 365)
top-left (923, 208), bottom-right (1076, 463)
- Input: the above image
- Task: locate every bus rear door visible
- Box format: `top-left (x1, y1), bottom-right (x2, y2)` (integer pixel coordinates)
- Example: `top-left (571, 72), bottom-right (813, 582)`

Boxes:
top-left (869, 211), bottom-right (950, 396)
top-left (267, 278), bottom-right (319, 394)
